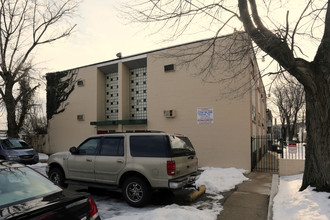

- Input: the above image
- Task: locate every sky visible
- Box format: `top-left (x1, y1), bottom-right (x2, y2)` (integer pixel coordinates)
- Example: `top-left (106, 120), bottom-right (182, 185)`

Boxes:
top-left (34, 0), bottom-right (320, 72)
top-left (31, 158), bottom-right (330, 220)
top-left (35, 0), bottom-right (215, 73)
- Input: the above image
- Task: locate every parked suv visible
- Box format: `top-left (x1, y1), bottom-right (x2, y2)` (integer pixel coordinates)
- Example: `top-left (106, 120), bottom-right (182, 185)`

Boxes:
top-left (47, 131), bottom-right (200, 207)
top-left (0, 138), bottom-right (39, 165)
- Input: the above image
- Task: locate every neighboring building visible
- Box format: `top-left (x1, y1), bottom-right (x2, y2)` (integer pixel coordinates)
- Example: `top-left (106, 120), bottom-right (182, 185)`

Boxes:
top-left (45, 32), bottom-right (267, 170)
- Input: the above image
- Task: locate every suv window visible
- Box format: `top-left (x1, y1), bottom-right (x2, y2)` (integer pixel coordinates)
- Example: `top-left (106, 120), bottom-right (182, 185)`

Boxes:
top-left (100, 137), bottom-right (124, 156)
top-left (130, 135), bottom-right (171, 157)
top-left (78, 138), bottom-right (100, 155)
top-left (170, 136), bottom-right (196, 156)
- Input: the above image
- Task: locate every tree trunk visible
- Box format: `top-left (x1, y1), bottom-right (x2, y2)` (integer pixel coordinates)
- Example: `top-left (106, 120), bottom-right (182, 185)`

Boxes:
top-left (281, 121), bottom-right (287, 142)
top-left (286, 117), bottom-right (294, 142)
top-left (288, 124), bottom-right (295, 142)
top-left (238, 0), bottom-right (329, 192)
top-left (7, 105), bottom-right (19, 138)
top-left (4, 81), bottom-right (19, 138)
top-left (300, 81), bottom-right (330, 192)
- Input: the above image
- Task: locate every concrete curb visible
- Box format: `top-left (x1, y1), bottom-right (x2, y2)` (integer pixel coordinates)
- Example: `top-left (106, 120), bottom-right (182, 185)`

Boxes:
top-left (267, 174), bottom-right (279, 220)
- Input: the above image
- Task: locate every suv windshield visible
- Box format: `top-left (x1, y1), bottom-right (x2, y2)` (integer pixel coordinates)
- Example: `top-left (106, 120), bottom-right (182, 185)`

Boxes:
top-left (170, 136), bottom-right (195, 156)
top-left (0, 166), bottom-right (61, 207)
top-left (0, 139), bottom-right (31, 150)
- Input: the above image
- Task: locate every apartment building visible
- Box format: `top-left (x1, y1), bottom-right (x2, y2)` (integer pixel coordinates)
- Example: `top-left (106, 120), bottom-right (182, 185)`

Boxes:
top-left (45, 32), bottom-right (267, 170)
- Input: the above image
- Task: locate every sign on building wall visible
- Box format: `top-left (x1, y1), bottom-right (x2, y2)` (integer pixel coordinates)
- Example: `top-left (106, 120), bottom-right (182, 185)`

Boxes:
top-left (197, 107), bottom-right (214, 124)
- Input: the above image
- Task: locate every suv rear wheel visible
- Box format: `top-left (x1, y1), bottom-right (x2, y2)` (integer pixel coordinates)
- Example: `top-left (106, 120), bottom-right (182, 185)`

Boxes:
top-left (122, 176), bottom-right (151, 207)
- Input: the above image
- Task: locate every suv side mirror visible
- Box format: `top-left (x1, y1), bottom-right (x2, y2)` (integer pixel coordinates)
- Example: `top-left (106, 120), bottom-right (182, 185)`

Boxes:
top-left (69, 147), bottom-right (78, 155)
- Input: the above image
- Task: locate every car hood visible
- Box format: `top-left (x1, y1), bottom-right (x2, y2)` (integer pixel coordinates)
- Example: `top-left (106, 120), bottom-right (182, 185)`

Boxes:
top-left (0, 190), bottom-right (87, 219)
top-left (50, 151), bottom-right (71, 159)
top-left (1, 148), bottom-right (37, 156)
top-left (48, 151), bottom-right (71, 164)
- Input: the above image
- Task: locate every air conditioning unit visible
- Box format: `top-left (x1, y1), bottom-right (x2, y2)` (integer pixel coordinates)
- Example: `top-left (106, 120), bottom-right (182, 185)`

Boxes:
top-left (164, 110), bottom-right (176, 118)
top-left (77, 80), bottom-right (85, 86)
top-left (77, 114), bottom-right (85, 121)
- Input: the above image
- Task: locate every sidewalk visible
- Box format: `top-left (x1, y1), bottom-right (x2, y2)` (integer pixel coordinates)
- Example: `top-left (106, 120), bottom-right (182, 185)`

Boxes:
top-left (217, 172), bottom-right (273, 220)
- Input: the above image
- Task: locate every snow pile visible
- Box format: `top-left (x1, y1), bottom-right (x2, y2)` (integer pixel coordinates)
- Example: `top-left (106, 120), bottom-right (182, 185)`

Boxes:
top-left (106, 204), bottom-right (218, 220)
top-left (29, 162), bottom-right (47, 176)
top-left (96, 167), bottom-right (248, 220)
top-left (196, 167), bottom-right (249, 194)
top-left (273, 174), bottom-right (330, 220)
top-left (38, 153), bottom-right (49, 162)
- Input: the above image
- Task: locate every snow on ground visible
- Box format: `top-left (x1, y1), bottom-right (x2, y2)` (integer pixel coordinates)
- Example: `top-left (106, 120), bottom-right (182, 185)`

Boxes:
top-left (29, 160), bottom-right (247, 220)
top-left (196, 167), bottom-right (249, 194)
top-left (93, 167), bottom-right (248, 220)
top-left (30, 156), bottom-right (330, 220)
top-left (273, 174), bottom-right (330, 220)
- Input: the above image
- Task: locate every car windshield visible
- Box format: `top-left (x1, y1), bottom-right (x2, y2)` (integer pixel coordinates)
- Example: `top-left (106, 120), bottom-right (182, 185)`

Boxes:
top-left (170, 136), bottom-right (195, 156)
top-left (0, 139), bottom-right (31, 150)
top-left (0, 165), bottom-right (62, 208)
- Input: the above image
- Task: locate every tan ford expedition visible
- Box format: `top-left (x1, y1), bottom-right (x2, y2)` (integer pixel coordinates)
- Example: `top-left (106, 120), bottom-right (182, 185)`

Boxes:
top-left (47, 131), bottom-right (200, 207)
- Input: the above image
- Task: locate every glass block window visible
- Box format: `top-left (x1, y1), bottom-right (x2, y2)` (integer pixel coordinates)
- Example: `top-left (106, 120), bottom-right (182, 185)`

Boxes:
top-left (130, 67), bottom-right (147, 119)
top-left (105, 72), bottom-right (119, 120)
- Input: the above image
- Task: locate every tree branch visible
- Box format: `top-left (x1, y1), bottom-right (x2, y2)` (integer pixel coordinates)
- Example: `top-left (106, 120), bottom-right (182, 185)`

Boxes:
top-left (291, 0), bottom-right (312, 54)
top-left (314, 1), bottom-right (330, 65)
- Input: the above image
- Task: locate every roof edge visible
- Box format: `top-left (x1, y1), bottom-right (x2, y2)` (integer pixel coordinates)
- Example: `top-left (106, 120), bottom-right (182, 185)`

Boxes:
top-left (46, 31), bottom-right (247, 75)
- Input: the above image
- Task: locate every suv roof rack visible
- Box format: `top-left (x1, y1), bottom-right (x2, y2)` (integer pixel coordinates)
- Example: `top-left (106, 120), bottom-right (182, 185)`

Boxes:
top-left (125, 130), bottom-right (165, 133)
top-left (97, 130), bottom-right (165, 134)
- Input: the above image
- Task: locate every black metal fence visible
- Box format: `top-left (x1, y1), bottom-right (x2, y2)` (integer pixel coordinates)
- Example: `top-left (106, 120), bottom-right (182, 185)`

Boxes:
top-left (251, 136), bottom-right (283, 173)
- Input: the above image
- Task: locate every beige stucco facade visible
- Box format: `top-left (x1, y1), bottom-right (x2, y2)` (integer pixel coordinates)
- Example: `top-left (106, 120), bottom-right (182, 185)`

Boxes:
top-left (45, 33), bottom-right (267, 170)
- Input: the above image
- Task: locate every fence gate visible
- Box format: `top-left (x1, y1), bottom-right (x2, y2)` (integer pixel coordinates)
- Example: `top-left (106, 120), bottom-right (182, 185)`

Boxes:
top-left (251, 137), bottom-right (283, 173)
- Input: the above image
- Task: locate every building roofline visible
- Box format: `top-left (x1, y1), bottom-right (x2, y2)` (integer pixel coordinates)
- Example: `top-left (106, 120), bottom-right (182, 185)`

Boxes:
top-left (46, 31), bottom-right (247, 75)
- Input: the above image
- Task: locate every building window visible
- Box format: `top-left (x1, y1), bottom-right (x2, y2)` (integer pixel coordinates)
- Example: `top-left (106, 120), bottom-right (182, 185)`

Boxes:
top-left (130, 67), bottom-right (147, 119)
top-left (164, 64), bottom-right (175, 72)
top-left (252, 105), bottom-right (256, 122)
top-left (105, 72), bottom-right (118, 120)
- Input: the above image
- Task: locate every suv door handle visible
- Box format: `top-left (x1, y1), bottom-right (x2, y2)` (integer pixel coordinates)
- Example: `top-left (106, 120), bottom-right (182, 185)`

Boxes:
top-left (117, 159), bottom-right (124, 164)
top-left (86, 158), bottom-right (93, 162)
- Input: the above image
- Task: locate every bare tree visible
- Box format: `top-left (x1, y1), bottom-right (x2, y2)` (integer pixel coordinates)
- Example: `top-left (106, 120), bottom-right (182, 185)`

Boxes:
top-left (21, 102), bottom-right (47, 144)
top-left (126, 0), bottom-right (330, 192)
top-left (272, 76), bottom-right (305, 142)
top-left (0, 0), bottom-right (80, 138)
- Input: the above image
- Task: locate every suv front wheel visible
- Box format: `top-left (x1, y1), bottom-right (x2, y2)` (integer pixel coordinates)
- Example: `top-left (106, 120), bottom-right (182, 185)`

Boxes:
top-left (49, 167), bottom-right (68, 188)
top-left (122, 176), bottom-right (151, 207)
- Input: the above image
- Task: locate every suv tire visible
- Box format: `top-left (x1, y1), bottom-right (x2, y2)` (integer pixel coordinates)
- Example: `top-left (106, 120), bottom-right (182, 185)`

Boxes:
top-left (49, 167), bottom-right (68, 188)
top-left (122, 176), bottom-right (151, 207)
